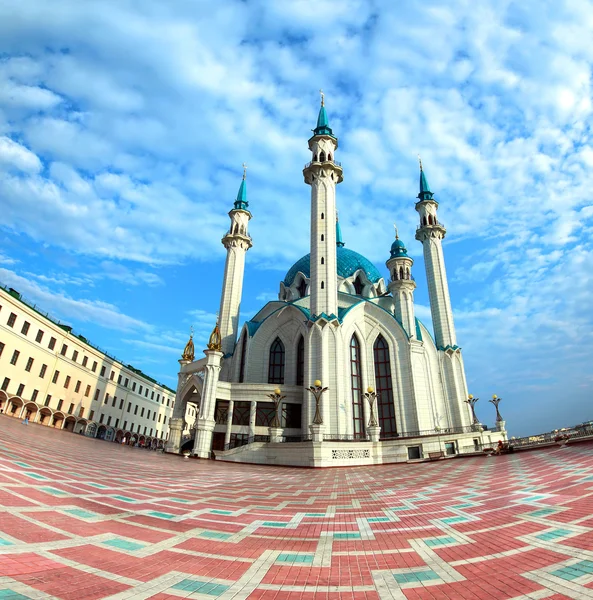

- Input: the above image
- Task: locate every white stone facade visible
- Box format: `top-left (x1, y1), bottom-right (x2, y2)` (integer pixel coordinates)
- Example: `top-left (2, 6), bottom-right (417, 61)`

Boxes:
top-left (0, 286), bottom-right (193, 447)
top-left (172, 100), bottom-right (507, 466)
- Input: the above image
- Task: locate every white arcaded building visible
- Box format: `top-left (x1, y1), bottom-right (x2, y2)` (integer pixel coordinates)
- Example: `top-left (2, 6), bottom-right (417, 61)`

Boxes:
top-left (0, 285), bottom-right (196, 447)
top-left (168, 97), bottom-right (506, 466)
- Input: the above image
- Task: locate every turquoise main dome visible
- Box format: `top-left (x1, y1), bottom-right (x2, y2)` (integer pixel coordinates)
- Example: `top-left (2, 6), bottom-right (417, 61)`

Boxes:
top-left (284, 247), bottom-right (382, 286)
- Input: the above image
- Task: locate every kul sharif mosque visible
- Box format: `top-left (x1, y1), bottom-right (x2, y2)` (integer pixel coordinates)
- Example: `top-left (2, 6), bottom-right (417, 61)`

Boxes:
top-left (167, 95), bottom-right (506, 467)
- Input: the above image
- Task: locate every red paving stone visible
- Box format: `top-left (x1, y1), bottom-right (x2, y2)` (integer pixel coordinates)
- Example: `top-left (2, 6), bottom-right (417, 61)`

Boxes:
top-left (1, 415), bottom-right (593, 599)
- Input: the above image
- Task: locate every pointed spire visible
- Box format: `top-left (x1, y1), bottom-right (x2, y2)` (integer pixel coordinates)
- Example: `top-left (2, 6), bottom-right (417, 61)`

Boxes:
top-left (313, 90), bottom-right (334, 137)
top-left (417, 155), bottom-right (434, 201)
top-left (233, 163), bottom-right (249, 210)
top-left (336, 212), bottom-right (345, 247)
top-left (207, 316), bottom-right (222, 352)
top-left (181, 326), bottom-right (195, 362)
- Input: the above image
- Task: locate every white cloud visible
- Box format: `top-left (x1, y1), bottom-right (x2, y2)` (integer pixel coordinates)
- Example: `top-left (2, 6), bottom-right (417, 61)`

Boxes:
top-left (0, 136), bottom-right (42, 173)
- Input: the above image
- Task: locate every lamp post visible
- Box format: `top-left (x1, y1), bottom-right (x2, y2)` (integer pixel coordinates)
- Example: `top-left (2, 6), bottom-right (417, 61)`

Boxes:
top-left (266, 388), bottom-right (286, 443)
top-left (362, 387), bottom-right (381, 442)
top-left (307, 380), bottom-right (327, 441)
top-left (464, 394), bottom-right (483, 432)
top-left (489, 394), bottom-right (506, 433)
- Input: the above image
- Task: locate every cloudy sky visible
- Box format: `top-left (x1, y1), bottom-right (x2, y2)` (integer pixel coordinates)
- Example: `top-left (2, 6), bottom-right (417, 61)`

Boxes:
top-left (1, 0), bottom-right (592, 436)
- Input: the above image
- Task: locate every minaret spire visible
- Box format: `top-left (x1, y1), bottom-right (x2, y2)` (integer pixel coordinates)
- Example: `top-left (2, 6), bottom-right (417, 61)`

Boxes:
top-left (218, 166), bottom-right (253, 357)
top-left (387, 226), bottom-right (416, 338)
top-left (303, 94), bottom-right (343, 320)
top-left (414, 160), bottom-right (456, 349)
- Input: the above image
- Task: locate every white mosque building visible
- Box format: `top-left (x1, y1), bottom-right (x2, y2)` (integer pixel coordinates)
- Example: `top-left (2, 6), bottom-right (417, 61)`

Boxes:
top-left (167, 97), bottom-right (506, 466)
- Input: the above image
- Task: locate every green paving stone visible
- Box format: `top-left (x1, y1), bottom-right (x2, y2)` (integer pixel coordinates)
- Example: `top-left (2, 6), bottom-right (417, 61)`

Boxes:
top-left (112, 495), bottom-right (135, 502)
top-left (0, 590), bottom-right (32, 599)
top-left (305, 513), bottom-right (326, 517)
top-left (40, 486), bottom-right (68, 496)
top-left (536, 528), bottom-right (572, 541)
top-left (551, 566), bottom-right (583, 581)
top-left (452, 503), bottom-right (473, 508)
top-left (277, 553), bottom-right (314, 563)
top-left (13, 462), bottom-right (32, 469)
top-left (211, 509), bottom-right (233, 515)
top-left (172, 579), bottom-right (230, 596)
top-left (368, 517), bottom-right (390, 522)
top-left (425, 536), bottom-right (457, 546)
top-left (23, 472), bottom-right (47, 480)
top-left (170, 498), bottom-right (190, 503)
top-left (87, 483), bottom-right (108, 489)
top-left (148, 511), bottom-right (175, 519)
top-left (199, 531), bottom-right (232, 540)
top-left (333, 532), bottom-right (361, 539)
top-left (103, 538), bottom-right (146, 551)
top-left (441, 516), bottom-right (469, 524)
top-left (573, 560), bottom-right (593, 574)
top-left (394, 570), bottom-right (440, 584)
top-left (262, 522), bottom-right (289, 527)
top-left (64, 509), bottom-right (96, 519)
top-left (0, 539), bottom-right (14, 546)
top-left (528, 508), bottom-right (556, 517)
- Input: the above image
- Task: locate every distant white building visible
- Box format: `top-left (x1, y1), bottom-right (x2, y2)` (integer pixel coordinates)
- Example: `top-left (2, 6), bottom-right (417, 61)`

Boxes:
top-left (169, 97), bottom-right (506, 466)
top-left (0, 285), bottom-right (193, 447)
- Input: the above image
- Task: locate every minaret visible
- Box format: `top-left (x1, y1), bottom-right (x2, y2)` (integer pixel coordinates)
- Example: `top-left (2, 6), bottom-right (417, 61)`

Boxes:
top-left (414, 159), bottom-right (457, 349)
top-left (386, 227), bottom-right (416, 339)
top-left (218, 166), bottom-right (253, 356)
top-left (303, 92), bottom-right (343, 319)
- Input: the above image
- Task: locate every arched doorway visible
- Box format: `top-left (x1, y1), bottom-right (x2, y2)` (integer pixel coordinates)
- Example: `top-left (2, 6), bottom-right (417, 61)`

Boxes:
top-left (138, 435), bottom-right (146, 448)
top-left (96, 425), bottom-right (107, 440)
top-left (9, 397), bottom-right (23, 418)
top-left (85, 422), bottom-right (97, 438)
top-left (130, 435), bottom-right (138, 446)
top-left (75, 419), bottom-right (87, 434)
top-left (123, 432), bottom-right (131, 445)
top-left (0, 390), bottom-right (8, 413)
top-left (63, 416), bottom-right (76, 432)
top-left (115, 430), bottom-right (124, 443)
top-left (37, 407), bottom-right (52, 425)
top-left (52, 411), bottom-right (65, 428)
top-left (21, 402), bottom-right (39, 423)
top-left (104, 427), bottom-right (115, 442)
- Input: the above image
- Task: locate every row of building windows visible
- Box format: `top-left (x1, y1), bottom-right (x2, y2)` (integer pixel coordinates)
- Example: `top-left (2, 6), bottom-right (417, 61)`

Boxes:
top-left (1, 305), bottom-right (171, 404)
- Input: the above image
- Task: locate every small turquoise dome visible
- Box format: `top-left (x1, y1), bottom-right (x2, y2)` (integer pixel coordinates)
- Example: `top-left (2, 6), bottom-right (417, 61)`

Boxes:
top-left (390, 238), bottom-right (408, 258)
top-left (284, 247), bottom-right (382, 286)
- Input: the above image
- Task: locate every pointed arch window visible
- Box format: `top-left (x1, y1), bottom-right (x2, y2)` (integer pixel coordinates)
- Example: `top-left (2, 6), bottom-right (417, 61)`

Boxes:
top-left (239, 334), bottom-right (247, 383)
top-left (353, 275), bottom-right (364, 295)
top-left (350, 335), bottom-right (364, 438)
top-left (296, 336), bottom-right (304, 386)
top-left (297, 279), bottom-right (307, 298)
top-left (268, 338), bottom-right (285, 384)
top-left (373, 335), bottom-right (397, 438)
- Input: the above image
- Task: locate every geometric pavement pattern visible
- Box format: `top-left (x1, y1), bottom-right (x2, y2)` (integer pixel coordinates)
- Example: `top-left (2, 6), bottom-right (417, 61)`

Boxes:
top-left (0, 416), bottom-right (593, 599)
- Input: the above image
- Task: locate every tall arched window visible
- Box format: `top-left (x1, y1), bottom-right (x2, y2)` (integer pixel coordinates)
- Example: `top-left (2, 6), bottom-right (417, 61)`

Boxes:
top-left (268, 338), bottom-right (285, 384)
top-left (296, 336), bottom-right (304, 386)
top-left (239, 334), bottom-right (247, 383)
top-left (353, 275), bottom-right (364, 295)
top-left (350, 335), bottom-right (364, 438)
top-left (297, 279), bottom-right (307, 298)
top-left (373, 335), bottom-right (397, 438)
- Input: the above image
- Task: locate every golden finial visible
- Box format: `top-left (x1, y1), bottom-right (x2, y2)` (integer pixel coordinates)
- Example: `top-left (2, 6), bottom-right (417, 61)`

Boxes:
top-left (320, 89), bottom-right (324, 107)
top-left (242, 162), bottom-right (247, 180)
top-left (336, 209), bottom-right (339, 223)
top-left (207, 315), bottom-right (222, 352)
top-left (181, 326), bottom-right (195, 362)
top-left (393, 223), bottom-right (399, 240)
top-left (418, 154), bottom-right (423, 171)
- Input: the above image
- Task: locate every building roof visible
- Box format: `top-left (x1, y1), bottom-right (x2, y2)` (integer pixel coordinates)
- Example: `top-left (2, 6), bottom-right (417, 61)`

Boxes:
top-left (283, 246), bottom-right (383, 286)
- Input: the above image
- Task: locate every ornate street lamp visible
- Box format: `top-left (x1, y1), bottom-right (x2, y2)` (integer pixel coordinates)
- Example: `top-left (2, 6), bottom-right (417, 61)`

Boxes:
top-left (363, 387), bottom-right (379, 427)
top-left (489, 395), bottom-right (503, 422)
top-left (307, 380), bottom-right (328, 425)
top-left (266, 388), bottom-right (286, 428)
top-left (464, 394), bottom-right (480, 426)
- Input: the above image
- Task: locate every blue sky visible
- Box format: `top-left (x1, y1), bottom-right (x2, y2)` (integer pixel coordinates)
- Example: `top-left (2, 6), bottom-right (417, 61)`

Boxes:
top-left (0, 0), bottom-right (592, 436)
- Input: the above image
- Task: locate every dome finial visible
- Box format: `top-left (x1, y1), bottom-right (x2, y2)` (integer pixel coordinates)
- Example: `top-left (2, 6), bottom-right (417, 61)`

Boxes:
top-left (313, 91), bottom-right (333, 136)
top-left (393, 223), bottom-right (399, 240)
top-left (418, 154), bottom-right (423, 171)
top-left (417, 155), bottom-right (433, 200)
top-left (207, 314), bottom-right (222, 352)
top-left (320, 88), bottom-right (324, 107)
top-left (181, 325), bottom-right (195, 361)
top-left (242, 162), bottom-right (247, 180)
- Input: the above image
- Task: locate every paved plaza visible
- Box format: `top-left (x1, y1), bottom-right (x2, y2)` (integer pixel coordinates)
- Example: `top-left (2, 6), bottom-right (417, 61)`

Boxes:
top-left (0, 417), bottom-right (592, 599)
